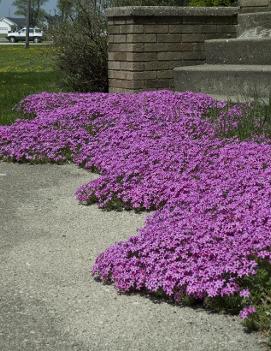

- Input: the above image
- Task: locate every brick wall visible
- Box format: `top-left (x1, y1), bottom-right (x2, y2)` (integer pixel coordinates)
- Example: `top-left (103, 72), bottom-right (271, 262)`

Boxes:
top-left (107, 7), bottom-right (238, 93)
top-left (239, 0), bottom-right (271, 13)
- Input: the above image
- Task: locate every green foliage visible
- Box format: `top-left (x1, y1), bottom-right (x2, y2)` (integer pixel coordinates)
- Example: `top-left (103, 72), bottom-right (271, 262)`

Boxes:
top-left (204, 100), bottom-right (271, 342)
top-left (12, 0), bottom-right (48, 26)
top-left (188, 0), bottom-right (236, 6)
top-left (203, 295), bottom-right (243, 315)
top-left (57, 0), bottom-right (74, 20)
top-left (205, 97), bottom-right (271, 141)
top-left (53, 2), bottom-right (108, 92)
top-left (199, 259), bottom-right (271, 344)
top-left (240, 260), bottom-right (271, 336)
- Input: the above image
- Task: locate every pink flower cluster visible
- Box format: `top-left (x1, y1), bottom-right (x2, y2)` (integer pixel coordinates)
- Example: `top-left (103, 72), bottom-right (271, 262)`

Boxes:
top-left (239, 306), bottom-right (257, 319)
top-left (0, 90), bottom-right (268, 308)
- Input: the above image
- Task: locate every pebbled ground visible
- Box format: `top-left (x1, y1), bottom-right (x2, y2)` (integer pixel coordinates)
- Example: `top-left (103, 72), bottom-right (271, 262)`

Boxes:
top-left (0, 162), bottom-right (267, 351)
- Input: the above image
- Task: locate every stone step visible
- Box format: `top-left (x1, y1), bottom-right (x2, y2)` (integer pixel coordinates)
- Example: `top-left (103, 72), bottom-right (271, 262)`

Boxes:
top-left (239, 0), bottom-right (271, 13)
top-left (205, 38), bottom-right (271, 65)
top-left (238, 11), bottom-right (271, 36)
top-left (174, 64), bottom-right (271, 100)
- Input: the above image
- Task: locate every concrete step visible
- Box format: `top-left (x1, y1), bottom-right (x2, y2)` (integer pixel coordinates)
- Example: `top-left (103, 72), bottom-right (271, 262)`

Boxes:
top-left (205, 38), bottom-right (271, 65)
top-left (174, 64), bottom-right (271, 100)
top-left (239, 0), bottom-right (271, 13)
top-left (238, 11), bottom-right (271, 36)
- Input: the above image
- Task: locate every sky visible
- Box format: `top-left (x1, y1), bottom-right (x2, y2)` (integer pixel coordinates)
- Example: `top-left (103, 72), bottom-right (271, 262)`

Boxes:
top-left (0, 0), bottom-right (58, 17)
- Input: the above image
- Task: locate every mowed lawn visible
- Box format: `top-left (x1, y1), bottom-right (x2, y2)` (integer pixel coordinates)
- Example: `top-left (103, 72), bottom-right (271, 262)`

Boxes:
top-left (0, 45), bottom-right (62, 124)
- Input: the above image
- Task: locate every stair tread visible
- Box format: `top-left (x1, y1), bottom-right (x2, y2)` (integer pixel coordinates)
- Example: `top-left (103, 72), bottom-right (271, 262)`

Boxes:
top-left (205, 38), bottom-right (271, 43)
top-left (174, 64), bottom-right (271, 72)
top-left (239, 11), bottom-right (271, 18)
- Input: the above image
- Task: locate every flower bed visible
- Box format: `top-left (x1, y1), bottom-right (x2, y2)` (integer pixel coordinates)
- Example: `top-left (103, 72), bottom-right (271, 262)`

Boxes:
top-left (1, 90), bottom-right (270, 330)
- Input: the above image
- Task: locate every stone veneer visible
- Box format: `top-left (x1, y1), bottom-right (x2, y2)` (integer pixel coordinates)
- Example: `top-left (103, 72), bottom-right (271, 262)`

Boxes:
top-left (239, 0), bottom-right (271, 13)
top-left (107, 6), bottom-right (238, 93)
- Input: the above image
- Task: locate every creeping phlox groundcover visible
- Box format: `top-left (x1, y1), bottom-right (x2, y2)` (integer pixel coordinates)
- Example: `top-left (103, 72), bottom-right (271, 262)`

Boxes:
top-left (1, 90), bottom-right (270, 321)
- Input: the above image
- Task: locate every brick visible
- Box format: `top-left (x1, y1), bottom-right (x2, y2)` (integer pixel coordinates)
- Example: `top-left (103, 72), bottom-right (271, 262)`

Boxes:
top-left (108, 35), bottom-right (114, 43)
top-left (211, 32), bottom-right (235, 39)
top-left (132, 52), bottom-right (158, 62)
top-left (197, 25), bottom-right (218, 33)
top-left (157, 70), bottom-right (174, 79)
top-left (144, 25), bottom-right (169, 33)
top-left (182, 16), bottom-right (237, 25)
top-left (181, 51), bottom-right (206, 60)
top-left (181, 59), bottom-right (204, 66)
top-left (119, 61), bottom-right (145, 71)
top-left (109, 79), bottom-right (144, 89)
top-left (134, 17), bottom-right (180, 25)
top-left (108, 70), bottom-right (134, 80)
top-left (108, 52), bottom-right (127, 61)
top-left (127, 33), bottom-right (157, 43)
top-left (203, 33), bottom-right (234, 40)
top-left (209, 16), bottom-right (237, 25)
top-left (108, 43), bottom-right (144, 52)
top-left (144, 79), bottom-right (172, 89)
top-left (125, 52), bottom-right (135, 61)
top-left (216, 25), bottom-right (237, 34)
top-left (168, 25), bottom-right (184, 34)
top-left (108, 70), bottom-right (156, 80)
top-left (182, 17), bottom-right (208, 25)
top-left (144, 43), bottom-right (184, 52)
top-left (181, 43), bottom-right (195, 51)
top-left (157, 52), bottom-right (183, 61)
top-left (131, 61), bottom-right (176, 71)
top-left (120, 24), bottom-right (144, 34)
top-left (169, 24), bottom-right (217, 34)
top-left (182, 34), bottom-right (204, 42)
top-left (128, 80), bottom-right (146, 89)
top-left (157, 51), bottom-right (205, 62)
top-left (113, 19), bottom-right (134, 25)
top-left (108, 25), bottom-right (120, 34)
top-left (109, 87), bottom-right (134, 93)
top-left (113, 34), bottom-right (127, 43)
top-left (157, 34), bottom-right (182, 42)
top-left (133, 71), bottom-right (157, 80)
top-left (192, 42), bottom-right (205, 52)
top-left (144, 60), bottom-right (178, 70)
top-left (108, 61), bottom-right (121, 70)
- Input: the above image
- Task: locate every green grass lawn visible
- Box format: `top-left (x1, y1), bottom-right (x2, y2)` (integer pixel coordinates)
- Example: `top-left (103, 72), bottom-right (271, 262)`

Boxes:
top-left (0, 45), bottom-right (62, 124)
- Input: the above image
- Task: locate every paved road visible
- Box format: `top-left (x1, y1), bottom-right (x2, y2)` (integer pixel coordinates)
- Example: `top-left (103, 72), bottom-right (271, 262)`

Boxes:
top-left (0, 162), bottom-right (267, 351)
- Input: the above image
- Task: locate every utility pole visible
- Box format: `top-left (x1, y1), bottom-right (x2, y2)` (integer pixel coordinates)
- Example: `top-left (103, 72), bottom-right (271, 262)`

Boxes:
top-left (25, 0), bottom-right (31, 49)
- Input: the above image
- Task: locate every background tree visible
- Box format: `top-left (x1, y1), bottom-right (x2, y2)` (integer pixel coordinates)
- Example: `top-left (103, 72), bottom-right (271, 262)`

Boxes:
top-left (13, 0), bottom-right (48, 27)
top-left (57, 0), bottom-right (74, 21)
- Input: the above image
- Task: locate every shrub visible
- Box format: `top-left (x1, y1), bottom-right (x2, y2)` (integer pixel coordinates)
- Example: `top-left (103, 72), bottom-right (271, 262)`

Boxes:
top-left (52, 3), bottom-right (108, 92)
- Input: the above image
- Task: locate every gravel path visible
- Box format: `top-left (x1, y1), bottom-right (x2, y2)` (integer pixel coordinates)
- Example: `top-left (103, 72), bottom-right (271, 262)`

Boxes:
top-left (0, 162), bottom-right (267, 351)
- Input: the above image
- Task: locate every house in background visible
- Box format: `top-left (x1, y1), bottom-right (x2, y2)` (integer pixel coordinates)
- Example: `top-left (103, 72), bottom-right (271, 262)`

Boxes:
top-left (0, 17), bottom-right (25, 34)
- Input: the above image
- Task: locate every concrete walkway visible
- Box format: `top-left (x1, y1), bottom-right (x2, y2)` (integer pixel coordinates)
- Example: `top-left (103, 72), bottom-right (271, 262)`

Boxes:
top-left (0, 162), bottom-right (267, 351)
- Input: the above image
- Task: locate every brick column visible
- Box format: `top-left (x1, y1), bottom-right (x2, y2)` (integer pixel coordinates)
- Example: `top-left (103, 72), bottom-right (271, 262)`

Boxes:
top-left (107, 6), bottom-right (238, 93)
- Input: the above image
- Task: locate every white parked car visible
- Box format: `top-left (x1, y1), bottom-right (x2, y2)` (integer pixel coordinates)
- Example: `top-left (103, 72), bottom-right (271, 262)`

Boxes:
top-left (6, 27), bottom-right (43, 43)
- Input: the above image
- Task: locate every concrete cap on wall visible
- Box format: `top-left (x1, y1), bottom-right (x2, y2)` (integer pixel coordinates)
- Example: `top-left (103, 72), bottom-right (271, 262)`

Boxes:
top-left (106, 6), bottom-right (239, 18)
